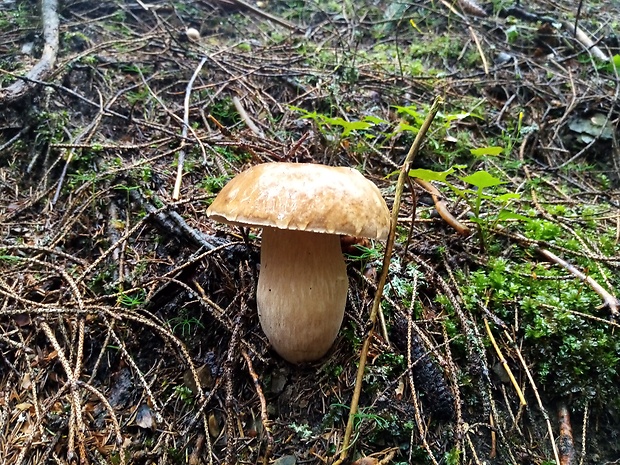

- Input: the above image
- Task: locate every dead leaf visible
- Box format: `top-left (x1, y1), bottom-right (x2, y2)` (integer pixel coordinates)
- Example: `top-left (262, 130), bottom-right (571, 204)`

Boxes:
top-left (395, 379), bottom-right (405, 400)
top-left (21, 373), bottom-right (32, 390)
top-left (45, 350), bottom-right (58, 362)
top-left (15, 402), bottom-right (33, 412)
top-left (208, 413), bottom-right (220, 437)
top-left (352, 458), bottom-right (379, 465)
top-left (135, 404), bottom-right (156, 430)
top-left (183, 365), bottom-right (214, 395)
top-left (13, 313), bottom-right (31, 327)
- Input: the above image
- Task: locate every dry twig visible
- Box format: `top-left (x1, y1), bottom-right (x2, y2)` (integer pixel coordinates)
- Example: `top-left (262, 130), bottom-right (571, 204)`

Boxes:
top-left (174, 57), bottom-right (208, 200)
top-left (335, 96), bottom-right (443, 464)
top-left (483, 318), bottom-right (526, 406)
top-left (0, 0), bottom-right (59, 103)
top-left (413, 178), bottom-right (471, 235)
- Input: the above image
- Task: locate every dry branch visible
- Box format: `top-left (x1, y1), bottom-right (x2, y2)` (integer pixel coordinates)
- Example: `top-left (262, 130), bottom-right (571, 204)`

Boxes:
top-left (173, 57), bottom-right (208, 200)
top-left (414, 178), bottom-right (471, 236)
top-left (563, 21), bottom-right (609, 62)
top-left (483, 318), bottom-right (526, 406)
top-left (0, 0), bottom-right (59, 104)
top-left (336, 96), bottom-right (443, 464)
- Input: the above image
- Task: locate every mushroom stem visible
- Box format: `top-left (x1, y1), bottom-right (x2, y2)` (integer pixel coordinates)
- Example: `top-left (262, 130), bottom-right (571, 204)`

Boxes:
top-left (257, 227), bottom-right (348, 363)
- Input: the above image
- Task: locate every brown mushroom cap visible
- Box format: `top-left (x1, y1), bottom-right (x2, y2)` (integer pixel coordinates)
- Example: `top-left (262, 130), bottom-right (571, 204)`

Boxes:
top-left (207, 162), bottom-right (390, 239)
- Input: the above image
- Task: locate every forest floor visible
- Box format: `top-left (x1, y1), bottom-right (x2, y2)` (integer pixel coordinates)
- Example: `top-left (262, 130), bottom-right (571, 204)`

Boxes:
top-left (1, 0), bottom-right (620, 464)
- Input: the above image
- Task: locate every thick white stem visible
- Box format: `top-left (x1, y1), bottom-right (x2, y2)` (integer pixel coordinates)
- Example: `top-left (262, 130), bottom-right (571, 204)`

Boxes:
top-left (257, 227), bottom-right (348, 363)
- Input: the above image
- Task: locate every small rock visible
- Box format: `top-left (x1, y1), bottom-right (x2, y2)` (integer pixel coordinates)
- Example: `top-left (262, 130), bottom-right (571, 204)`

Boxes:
top-left (272, 456), bottom-right (296, 465)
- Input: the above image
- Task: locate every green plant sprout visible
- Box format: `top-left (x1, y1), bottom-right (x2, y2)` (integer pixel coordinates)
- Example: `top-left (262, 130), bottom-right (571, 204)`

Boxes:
top-left (117, 290), bottom-right (146, 309)
top-left (409, 156), bottom-right (523, 250)
top-left (174, 385), bottom-right (194, 405)
top-left (168, 311), bottom-right (205, 338)
top-left (291, 106), bottom-right (385, 139)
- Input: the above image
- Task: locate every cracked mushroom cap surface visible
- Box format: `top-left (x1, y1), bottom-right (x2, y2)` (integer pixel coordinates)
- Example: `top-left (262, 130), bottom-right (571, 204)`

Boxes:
top-left (206, 162), bottom-right (391, 239)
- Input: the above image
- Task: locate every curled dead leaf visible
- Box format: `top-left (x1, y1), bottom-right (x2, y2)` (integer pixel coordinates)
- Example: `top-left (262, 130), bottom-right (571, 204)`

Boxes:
top-left (135, 403), bottom-right (156, 430)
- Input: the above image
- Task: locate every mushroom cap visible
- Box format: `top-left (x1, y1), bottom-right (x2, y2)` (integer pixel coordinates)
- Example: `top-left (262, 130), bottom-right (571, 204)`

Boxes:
top-left (207, 162), bottom-right (390, 240)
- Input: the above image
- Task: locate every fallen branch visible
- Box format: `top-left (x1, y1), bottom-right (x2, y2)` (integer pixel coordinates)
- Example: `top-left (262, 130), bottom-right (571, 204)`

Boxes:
top-left (241, 349), bottom-right (273, 463)
top-left (536, 247), bottom-right (620, 317)
top-left (230, 0), bottom-right (303, 32)
top-left (0, 0), bottom-right (59, 104)
top-left (413, 178), bottom-right (471, 236)
top-left (483, 318), bottom-right (526, 406)
top-left (233, 96), bottom-right (265, 138)
top-left (335, 96), bottom-right (443, 464)
top-left (515, 136), bottom-right (620, 318)
top-left (563, 21), bottom-right (608, 62)
top-left (173, 57), bottom-right (208, 200)
top-left (495, 226), bottom-right (620, 318)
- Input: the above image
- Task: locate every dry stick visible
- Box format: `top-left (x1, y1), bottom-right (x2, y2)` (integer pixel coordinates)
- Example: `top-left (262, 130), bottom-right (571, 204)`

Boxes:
top-left (563, 21), bottom-right (608, 62)
top-left (537, 246), bottom-right (620, 318)
top-left (516, 136), bottom-right (620, 318)
top-left (468, 26), bottom-right (489, 74)
top-left (335, 96), bottom-right (443, 464)
top-left (173, 57), bottom-right (208, 200)
top-left (483, 318), bottom-right (526, 406)
top-left (241, 349), bottom-right (273, 464)
top-left (522, 142), bottom-right (617, 296)
top-left (230, 0), bottom-right (303, 31)
top-left (579, 403), bottom-right (588, 465)
top-left (489, 413), bottom-right (497, 458)
top-left (39, 322), bottom-right (88, 464)
top-left (0, 0), bottom-right (59, 103)
top-left (413, 178), bottom-right (471, 236)
top-left (224, 322), bottom-right (241, 465)
top-left (503, 330), bottom-right (561, 465)
top-left (233, 96), bottom-right (265, 138)
top-left (500, 226), bottom-right (620, 317)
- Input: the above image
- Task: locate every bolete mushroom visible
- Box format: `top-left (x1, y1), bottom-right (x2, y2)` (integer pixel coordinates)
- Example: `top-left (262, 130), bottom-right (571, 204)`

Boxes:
top-left (207, 162), bottom-right (390, 363)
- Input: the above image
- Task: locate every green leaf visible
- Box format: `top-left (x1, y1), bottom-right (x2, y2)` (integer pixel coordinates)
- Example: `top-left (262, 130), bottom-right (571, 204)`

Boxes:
top-left (600, 54), bottom-right (620, 73)
top-left (495, 192), bottom-right (521, 202)
top-left (459, 171), bottom-right (505, 188)
top-left (289, 105), bottom-right (312, 117)
top-left (408, 167), bottom-right (455, 182)
top-left (393, 105), bottom-right (421, 119)
top-left (323, 117), bottom-right (373, 136)
top-left (470, 146), bottom-right (503, 157)
top-left (363, 115), bottom-right (389, 125)
top-left (395, 122), bottom-right (419, 133)
top-left (497, 210), bottom-right (530, 222)
top-left (441, 112), bottom-right (470, 122)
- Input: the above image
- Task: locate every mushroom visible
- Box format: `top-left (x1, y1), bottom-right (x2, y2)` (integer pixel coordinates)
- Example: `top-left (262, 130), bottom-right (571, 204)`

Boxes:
top-left (186, 27), bottom-right (201, 41)
top-left (207, 162), bottom-right (390, 363)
